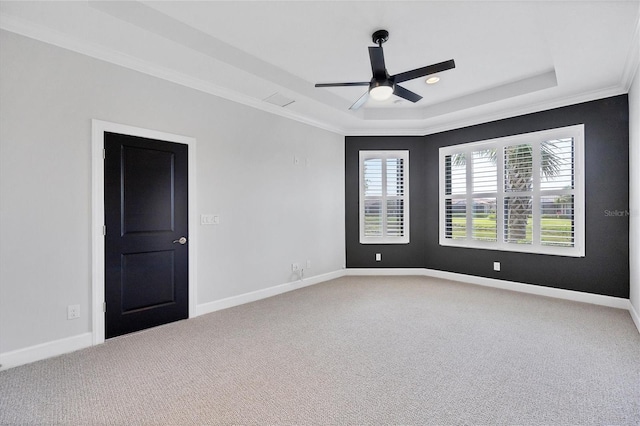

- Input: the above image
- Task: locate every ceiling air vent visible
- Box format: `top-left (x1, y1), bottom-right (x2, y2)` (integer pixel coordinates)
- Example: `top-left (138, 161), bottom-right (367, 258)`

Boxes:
top-left (263, 93), bottom-right (295, 108)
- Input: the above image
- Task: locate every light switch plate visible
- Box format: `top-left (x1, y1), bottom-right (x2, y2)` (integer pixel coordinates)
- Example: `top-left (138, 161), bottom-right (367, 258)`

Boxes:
top-left (201, 214), bottom-right (219, 225)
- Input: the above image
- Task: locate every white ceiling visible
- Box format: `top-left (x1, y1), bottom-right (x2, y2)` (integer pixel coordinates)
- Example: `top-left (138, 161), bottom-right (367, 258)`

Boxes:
top-left (1, 1), bottom-right (639, 135)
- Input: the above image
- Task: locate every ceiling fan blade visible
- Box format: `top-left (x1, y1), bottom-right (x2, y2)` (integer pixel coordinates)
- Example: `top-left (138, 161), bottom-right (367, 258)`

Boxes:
top-left (349, 91), bottom-right (369, 110)
top-left (392, 59), bottom-right (455, 84)
top-left (368, 46), bottom-right (387, 78)
top-left (315, 82), bottom-right (369, 87)
top-left (393, 85), bottom-right (422, 103)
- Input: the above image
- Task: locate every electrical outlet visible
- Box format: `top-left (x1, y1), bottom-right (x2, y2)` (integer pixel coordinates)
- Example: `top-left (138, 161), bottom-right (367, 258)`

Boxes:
top-left (291, 263), bottom-right (299, 272)
top-left (306, 260), bottom-right (311, 269)
top-left (67, 304), bottom-right (80, 320)
top-left (493, 261), bottom-right (501, 272)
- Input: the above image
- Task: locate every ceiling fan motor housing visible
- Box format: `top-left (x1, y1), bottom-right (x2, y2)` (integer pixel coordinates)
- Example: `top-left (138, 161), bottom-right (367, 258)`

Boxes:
top-left (370, 78), bottom-right (394, 89)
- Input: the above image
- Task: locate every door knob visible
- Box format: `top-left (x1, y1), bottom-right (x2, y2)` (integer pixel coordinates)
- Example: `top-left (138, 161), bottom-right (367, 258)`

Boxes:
top-left (172, 236), bottom-right (187, 245)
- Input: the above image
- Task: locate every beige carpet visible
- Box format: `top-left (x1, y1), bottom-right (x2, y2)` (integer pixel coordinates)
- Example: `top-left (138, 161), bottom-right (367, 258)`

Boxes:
top-left (1, 276), bottom-right (639, 425)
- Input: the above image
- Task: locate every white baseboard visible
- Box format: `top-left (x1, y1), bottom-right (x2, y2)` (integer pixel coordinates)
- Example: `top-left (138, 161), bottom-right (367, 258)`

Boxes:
top-left (0, 271), bottom-right (345, 372)
top-left (196, 269), bottom-right (346, 317)
top-left (3, 268), bottom-right (636, 372)
top-left (346, 268), bottom-right (426, 277)
top-left (427, 269), bottom-right (630, 310)
top-left (630, 302), bottom-right (640, 334)
top-left (346, 268), bottom-right (631, 310)
top-left (0, 332), bottom-right (92, 372)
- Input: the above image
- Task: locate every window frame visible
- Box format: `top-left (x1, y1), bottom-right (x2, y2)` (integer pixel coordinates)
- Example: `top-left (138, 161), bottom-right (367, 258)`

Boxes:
top-left (359, 150), bottom-right (410, 244)
top-left (439, 124), bottom-right (585, 257)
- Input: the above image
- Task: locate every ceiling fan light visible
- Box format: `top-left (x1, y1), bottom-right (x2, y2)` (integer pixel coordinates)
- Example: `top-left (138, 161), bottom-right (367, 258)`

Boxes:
top-left (369, 84), bottom-right (394, 101)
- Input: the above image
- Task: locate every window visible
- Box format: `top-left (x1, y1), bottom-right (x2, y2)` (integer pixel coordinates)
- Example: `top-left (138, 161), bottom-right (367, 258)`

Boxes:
top-left (439, 124), bottom-right (584, 257)
top-left (360, 150), bottom-right (409, 244)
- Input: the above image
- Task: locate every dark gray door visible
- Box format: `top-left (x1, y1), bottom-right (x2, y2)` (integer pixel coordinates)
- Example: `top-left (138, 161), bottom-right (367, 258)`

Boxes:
top-left (104, 132), bottom-right (188, 339)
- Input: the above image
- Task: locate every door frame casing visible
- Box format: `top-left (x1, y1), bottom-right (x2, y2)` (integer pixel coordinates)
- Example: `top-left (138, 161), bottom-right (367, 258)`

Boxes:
top-left (91, 119), bottom-right (197, 345)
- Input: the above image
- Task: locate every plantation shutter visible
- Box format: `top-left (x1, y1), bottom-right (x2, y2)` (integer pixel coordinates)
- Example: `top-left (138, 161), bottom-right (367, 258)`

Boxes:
top-left (360, 151), bottom-right (409, 244)
top-left (503, 144), bottom-right (533, 244)
top-left (471, 150), bottom-right (497, 242)
top-left (444, 154), bottom-right (466, 239)
top-left (439, 124), bottom-right (584, 257)
top-left (539, 138), bottom-right (576, 247)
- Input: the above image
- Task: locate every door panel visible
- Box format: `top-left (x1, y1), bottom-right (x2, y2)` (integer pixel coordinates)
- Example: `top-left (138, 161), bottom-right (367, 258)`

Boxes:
top-left (121, 251), bottom-right (175, 313)
top-left (104, 132), bottom-right (188, 339)
top-left (123, 146), bottom-right (175, 233)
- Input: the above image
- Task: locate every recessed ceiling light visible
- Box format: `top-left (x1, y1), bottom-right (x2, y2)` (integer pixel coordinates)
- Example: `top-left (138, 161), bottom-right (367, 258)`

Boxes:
top-left (426, 76), bottom-right (440, 84)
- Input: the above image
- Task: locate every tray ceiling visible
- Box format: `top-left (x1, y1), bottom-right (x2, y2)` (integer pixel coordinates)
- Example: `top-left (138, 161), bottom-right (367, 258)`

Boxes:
top-left (1, 1), bottom-right (638, 135)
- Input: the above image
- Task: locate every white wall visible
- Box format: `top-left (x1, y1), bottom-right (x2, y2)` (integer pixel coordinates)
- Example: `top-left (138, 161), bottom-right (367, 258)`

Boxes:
top-left (630, 62), bottom-right (640, 326)
top-left (0, 30), bottom-right (345, 355)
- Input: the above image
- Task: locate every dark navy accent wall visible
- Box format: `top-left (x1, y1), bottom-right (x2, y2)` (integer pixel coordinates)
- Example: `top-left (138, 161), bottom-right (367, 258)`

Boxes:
top-left (345, 95), bottom-right (630, 298)
top-left (345, 136), bottom-right (427, 268)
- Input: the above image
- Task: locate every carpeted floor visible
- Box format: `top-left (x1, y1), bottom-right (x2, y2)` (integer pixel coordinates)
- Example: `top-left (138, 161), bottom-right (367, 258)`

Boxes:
top-left (1, 275), bottom-right (639, 425)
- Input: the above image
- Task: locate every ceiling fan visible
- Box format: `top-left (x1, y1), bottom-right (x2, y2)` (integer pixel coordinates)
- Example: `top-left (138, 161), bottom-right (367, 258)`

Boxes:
top-left (315, 30), bottom-right (455, 110)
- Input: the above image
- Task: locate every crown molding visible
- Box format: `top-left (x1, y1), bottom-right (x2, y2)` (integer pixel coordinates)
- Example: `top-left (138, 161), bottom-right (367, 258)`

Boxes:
top-left (345, 83), bottom-right (628, 137)
top-left (1, 10), bottom-right (636, 139)
top-left (621, 8), bottom-right (640, 92)
top-left (0, 13), bottom-right (346, 136)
